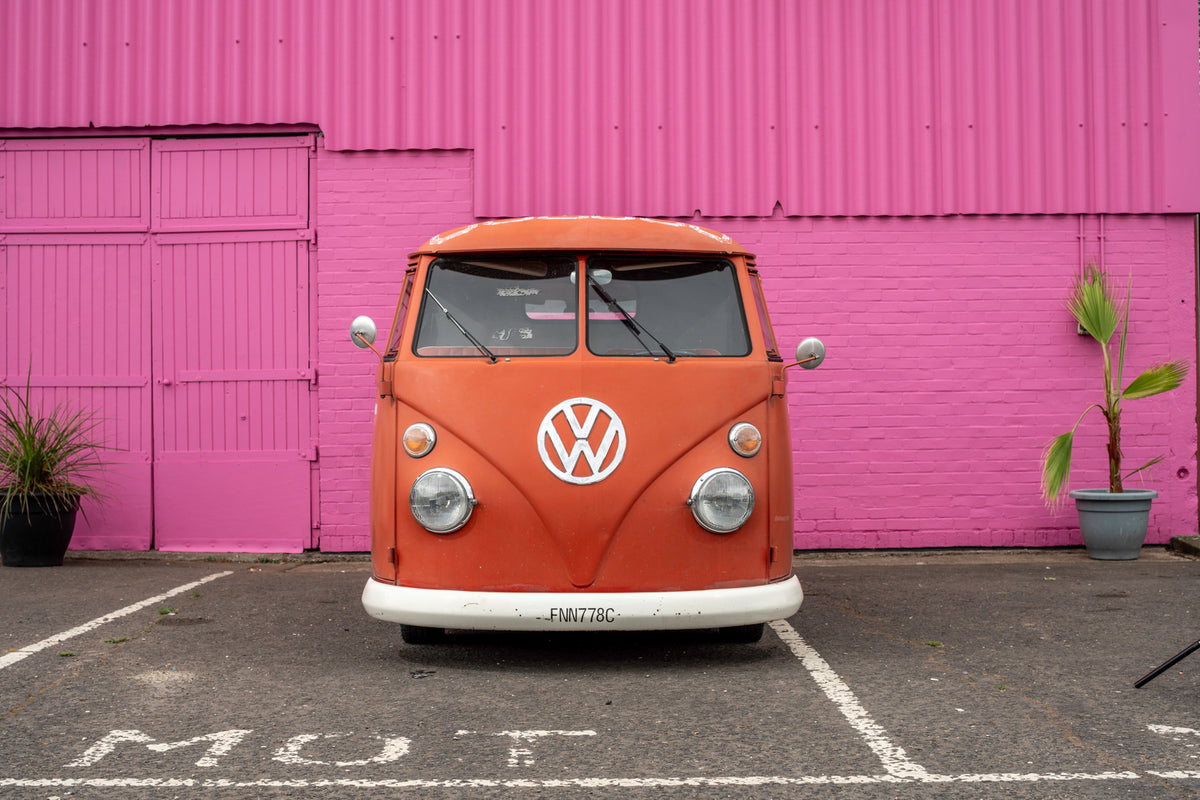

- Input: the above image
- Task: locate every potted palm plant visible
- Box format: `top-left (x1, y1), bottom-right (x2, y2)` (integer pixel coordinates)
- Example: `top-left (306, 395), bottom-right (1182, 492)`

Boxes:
top-left (0, 374), bottom-right (105, 567)
top-left (1040, 264), bottom-right (1190, 559)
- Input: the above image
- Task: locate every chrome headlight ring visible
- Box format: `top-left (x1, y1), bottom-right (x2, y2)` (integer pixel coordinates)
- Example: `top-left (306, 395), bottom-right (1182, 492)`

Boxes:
top-left (686, 467), bottom-right (755, 534)
top-left (409, 468), bottom-right (477, 533)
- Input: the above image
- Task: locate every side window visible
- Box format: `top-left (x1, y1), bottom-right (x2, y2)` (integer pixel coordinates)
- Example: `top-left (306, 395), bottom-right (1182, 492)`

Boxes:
top-left (385, 269), bottom-right (415, 357)
top-left (748, 270), bottom-right (781, 360)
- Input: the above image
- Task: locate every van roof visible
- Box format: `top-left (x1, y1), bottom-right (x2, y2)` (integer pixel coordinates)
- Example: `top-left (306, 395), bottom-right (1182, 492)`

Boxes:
top-left (413, 216), bottom-right (751, 257)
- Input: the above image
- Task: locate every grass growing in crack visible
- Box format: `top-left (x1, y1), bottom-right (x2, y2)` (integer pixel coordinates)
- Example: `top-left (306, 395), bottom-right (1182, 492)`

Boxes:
top-left (159, 607), bottom-right (175, 615)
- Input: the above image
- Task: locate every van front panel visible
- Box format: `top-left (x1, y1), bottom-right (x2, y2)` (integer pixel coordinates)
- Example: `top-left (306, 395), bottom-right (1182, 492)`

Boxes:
top-left (385, 357), bottom-right (780, 592)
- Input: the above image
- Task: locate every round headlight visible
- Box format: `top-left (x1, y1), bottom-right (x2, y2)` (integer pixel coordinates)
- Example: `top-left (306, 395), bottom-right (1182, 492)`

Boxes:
top-left (410, 468), bottom-right (477, 533)
top-left (687, 468), bottom-right (755, 534)
top-left (728, 422), bottom-right (762, 457)
top-left (402, 423), bottom-right (437, 458)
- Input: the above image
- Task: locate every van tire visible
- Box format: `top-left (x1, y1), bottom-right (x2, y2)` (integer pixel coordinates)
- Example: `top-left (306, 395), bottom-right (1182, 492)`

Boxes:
top-left (717, 623), bottom-right (765, 643)
top-left (400, 624), bottom-right (445, 644)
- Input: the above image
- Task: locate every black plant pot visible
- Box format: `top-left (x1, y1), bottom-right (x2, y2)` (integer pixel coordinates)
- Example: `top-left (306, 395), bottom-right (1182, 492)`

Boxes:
top-left (0, 497), bottom-right (79, 567)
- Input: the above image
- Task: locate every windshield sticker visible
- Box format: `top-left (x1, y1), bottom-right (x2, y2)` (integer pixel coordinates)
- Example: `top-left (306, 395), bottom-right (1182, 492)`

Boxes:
top-left (491, 328), bottom-right (535, 342)
top-left (498, 287), bottom-right (540, 297)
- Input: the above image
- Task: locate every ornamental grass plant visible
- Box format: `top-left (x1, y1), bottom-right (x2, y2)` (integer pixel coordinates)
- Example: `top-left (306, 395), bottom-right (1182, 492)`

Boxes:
top-left (1040, 264), bottom-right (1190, 507)
top-left (0, 372), bottom-right (106, 524)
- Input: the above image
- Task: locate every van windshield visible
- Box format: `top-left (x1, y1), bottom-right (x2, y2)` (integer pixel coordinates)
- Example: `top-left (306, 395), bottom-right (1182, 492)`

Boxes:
top-left (586, 257), bottom-right (751, 357)
top-left (414, 256), bottom-right (578, 357)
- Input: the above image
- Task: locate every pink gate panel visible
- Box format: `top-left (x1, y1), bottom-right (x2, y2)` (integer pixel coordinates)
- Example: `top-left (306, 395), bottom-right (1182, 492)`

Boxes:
top-left (149, 136), bottom-right (315, 553)
top-left (1, 138), bottom-right (149, 232)
top-left (0, 235), bottom-right (154, 550)
top-left (151, 230), bottom-right (315, 552)
top-left (1, 135), bottom-right (315, 553)
top-left (152, 137), bottom-right (311, 232)
top-left (1, 139), bottom-right (154, 550)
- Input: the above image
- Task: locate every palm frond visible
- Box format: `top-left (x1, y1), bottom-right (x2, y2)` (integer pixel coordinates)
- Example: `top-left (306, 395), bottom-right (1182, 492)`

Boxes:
top-left (1124, 456), bottom-right (1165, 482)
top-left (1068, 265), bottom-right (1120, 345)
top-left (1122, 359), bottom-right (1190, 400)
top-left (1040, 431), bottom-right (1075, 507)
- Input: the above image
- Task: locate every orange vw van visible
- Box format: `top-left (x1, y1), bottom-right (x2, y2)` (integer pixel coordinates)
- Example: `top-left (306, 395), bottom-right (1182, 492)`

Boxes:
top-left (352, 217), bottom-right (824, 643)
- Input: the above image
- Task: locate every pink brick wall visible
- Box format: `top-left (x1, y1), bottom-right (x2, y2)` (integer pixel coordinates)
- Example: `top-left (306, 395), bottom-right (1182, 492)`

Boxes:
top-left (315, 148), bottom-right (475, 552)
top-left (315, 151), bottom-right (1197, 551)
top-left (719, 214), bottom-right (1197, 549)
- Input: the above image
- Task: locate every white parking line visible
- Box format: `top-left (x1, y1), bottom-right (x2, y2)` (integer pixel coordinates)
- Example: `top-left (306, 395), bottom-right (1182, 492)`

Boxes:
top-left (0, 571), bottom-right (233, 670)
top-left (0, 772), bottom-right (1150, 791)
top-left (769, 619), bottom-right (928, 779)
top-left (769, 619), bottom-right (1141, 785)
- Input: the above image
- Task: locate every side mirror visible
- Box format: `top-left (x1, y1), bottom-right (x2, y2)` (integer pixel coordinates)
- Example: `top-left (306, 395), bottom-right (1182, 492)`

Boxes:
top-left (350, 316), bottom-right (378, 349)
top-left (793, 337), bottom-right (826, 370)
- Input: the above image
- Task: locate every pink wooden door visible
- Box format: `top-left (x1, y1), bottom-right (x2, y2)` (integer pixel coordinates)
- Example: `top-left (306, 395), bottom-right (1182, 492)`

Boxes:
top-left (2, 135), bottom-right (315, 553)
top-left (0, 139), bottom-right (154, 550)
top-left (150, 138), bottom-right (315, 552)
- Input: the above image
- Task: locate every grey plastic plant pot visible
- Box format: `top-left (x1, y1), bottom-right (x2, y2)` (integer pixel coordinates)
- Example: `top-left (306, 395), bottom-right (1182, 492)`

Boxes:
top-left (1069, 488), bottom-right (1157, 561)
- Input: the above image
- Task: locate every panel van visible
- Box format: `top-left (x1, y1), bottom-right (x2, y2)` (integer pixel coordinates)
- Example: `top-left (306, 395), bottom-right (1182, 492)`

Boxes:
top-left (351, 217), bottom-right (824, 643)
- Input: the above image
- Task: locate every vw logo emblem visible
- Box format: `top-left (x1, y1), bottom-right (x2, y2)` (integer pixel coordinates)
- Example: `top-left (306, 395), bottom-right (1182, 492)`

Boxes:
top-left (537, 397), bottom-right (627, 485)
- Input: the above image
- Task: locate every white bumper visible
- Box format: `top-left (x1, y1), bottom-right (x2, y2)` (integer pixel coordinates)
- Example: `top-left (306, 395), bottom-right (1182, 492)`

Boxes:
top-left (361, 576), bottom-right (802, 631)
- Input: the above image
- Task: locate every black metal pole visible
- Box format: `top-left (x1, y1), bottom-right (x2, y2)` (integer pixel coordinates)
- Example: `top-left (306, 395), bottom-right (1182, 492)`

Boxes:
top-left (1135, 639), bottom-right (1200, 688)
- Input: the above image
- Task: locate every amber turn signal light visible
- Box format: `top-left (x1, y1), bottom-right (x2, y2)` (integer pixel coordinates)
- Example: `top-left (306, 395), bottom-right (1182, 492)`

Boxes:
top-left (403, 423), bottom-right (437, 458)
top-left (727, 422), bottom-right (761, 458)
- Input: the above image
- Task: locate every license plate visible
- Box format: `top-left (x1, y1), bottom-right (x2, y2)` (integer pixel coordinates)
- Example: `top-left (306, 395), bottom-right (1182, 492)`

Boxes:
top-left (547, 607), bottom-right (618, 624)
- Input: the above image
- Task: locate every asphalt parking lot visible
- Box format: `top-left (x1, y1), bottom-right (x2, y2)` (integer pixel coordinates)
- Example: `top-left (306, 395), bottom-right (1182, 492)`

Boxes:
top-left (3, 547), bottom-right (1200, 799)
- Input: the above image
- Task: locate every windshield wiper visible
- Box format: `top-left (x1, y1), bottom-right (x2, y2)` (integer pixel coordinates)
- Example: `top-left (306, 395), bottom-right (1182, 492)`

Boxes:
top-left (587, 273), bottom-right (676, 363)
top-left (424, 288), bottom-right (497, 363)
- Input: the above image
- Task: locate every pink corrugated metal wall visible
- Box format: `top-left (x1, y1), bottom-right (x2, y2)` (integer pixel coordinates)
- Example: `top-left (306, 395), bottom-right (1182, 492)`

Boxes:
top-left (472, 0), bottom-right (1198, 216)
top-left (0, 0), bottom-right (472, 151)
top-left (1, 0), bottom-right (1197, 217)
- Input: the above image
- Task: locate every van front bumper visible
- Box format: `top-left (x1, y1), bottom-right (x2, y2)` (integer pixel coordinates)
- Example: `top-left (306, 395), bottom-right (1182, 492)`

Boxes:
top-left (361, 576), bottom-right (802, 631)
